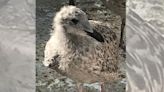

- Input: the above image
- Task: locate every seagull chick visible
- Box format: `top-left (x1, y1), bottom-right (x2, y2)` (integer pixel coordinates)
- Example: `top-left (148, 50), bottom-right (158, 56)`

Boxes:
top-left (43, 5), bottom-right (122, 87)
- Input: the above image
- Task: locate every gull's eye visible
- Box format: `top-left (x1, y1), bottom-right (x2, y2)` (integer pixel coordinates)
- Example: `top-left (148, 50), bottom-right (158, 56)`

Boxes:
top-left (71, 18), bottom-right (79, 24)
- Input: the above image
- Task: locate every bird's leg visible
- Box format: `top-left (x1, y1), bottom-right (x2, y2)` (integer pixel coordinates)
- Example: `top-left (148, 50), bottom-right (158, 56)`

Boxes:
top-left (100, 82), bottom-right (105, 92)
top-left (77, 83), bottom-right (83, 92)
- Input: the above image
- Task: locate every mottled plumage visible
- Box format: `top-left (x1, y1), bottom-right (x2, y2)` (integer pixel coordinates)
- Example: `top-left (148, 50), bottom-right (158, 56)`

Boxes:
top-left (43, 6), bottom-right (121, 84)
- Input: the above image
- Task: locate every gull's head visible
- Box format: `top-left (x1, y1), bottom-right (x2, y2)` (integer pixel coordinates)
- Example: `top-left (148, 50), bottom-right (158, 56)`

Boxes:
top-left (53, 5), bottom-right (93, 34)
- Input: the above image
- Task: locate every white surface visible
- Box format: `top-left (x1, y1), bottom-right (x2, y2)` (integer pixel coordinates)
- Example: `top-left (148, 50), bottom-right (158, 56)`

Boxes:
top-left (126, 0), bottom-right (164, 92)
top-left (0, 0), bottom-right (35, 92)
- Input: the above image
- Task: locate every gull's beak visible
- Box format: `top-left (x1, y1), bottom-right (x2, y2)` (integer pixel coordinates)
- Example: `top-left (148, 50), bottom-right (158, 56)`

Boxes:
top-left (82, 21), bottom-right (93, 33)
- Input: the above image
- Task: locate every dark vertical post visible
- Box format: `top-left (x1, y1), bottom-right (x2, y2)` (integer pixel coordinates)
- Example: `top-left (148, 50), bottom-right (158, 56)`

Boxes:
top-left (119, 18), bottom-right (125, 50)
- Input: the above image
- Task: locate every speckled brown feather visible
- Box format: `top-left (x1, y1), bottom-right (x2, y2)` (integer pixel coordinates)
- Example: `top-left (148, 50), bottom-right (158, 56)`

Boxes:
top-left (68, 20), bottom-right (121, 83)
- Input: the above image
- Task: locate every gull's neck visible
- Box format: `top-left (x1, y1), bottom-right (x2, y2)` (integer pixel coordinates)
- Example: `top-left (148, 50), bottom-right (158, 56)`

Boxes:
top-left (54, 24), bottom-right (68, 44)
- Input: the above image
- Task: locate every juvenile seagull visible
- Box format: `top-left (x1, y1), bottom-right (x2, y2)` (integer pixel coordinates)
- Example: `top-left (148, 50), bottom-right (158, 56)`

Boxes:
top-left (43, 6), bottom-right (121, 92)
